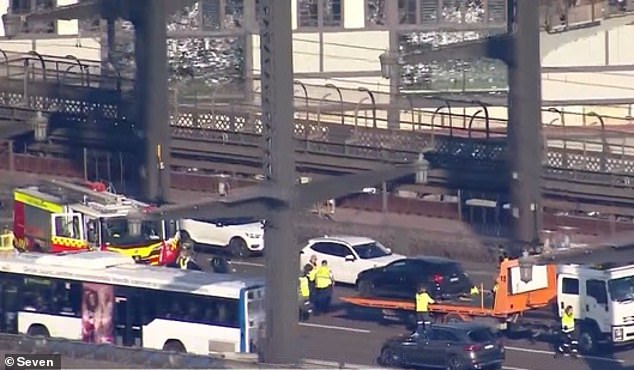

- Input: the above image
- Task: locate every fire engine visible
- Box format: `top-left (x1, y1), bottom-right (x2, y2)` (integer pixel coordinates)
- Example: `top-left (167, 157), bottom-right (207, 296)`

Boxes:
top-left (12, 179), bottom-right (180, 265)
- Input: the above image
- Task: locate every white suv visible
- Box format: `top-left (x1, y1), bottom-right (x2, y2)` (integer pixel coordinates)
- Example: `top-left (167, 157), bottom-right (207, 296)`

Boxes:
top-left (178, 218), bottom-right (264, 257)
top-left (299, 235), bottom-right (405, 285)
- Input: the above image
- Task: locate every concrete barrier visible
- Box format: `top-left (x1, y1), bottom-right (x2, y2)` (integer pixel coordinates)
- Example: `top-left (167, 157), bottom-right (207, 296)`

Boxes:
top-left (0, 334), bottom-right (373, 369)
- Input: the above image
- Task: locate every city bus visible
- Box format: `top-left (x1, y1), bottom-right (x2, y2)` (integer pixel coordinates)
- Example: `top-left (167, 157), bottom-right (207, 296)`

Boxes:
top-left (0, 251), bottom-right (265, 354)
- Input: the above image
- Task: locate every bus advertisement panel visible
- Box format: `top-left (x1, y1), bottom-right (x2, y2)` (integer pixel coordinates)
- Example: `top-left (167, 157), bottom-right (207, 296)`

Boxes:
top-left (81, 283), bottom-right (114, 344)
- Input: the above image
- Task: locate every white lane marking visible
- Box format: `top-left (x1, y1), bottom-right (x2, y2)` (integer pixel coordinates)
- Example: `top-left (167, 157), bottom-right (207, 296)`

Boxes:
top-left (299, 322), bottom-right (371, 333)
top-left (303, 359), bottom-right (370, 368)
top-left (227, 260), bottom-right (265, 267)
top-left (505, 346), bottom-right (625, 363)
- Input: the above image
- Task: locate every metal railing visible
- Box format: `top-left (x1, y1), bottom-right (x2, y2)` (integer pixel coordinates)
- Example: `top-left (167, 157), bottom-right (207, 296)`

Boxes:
top-left (0, 51), bottom-right (131, 91)
top-left (541, 0), bottom-right (634, 33)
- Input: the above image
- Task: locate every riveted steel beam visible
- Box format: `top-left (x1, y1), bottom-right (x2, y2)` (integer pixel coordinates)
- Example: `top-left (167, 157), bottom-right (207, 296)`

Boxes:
top-left (401, 34), bottom-right (513, 65)
top-left (143, 185), bottom-right (287, 221)
top-left (523, 230), bottom-right (634, 266)
top-left (294, 163), bottom-right (420, 209)
top-left (16, 0), bottom-right (197, 23)
top-left (507, 0), bottom-right (543, 255)
top-left (132, 0), bottom-right (170, 203)
top-left (256, 0), bottom-right (298, 364)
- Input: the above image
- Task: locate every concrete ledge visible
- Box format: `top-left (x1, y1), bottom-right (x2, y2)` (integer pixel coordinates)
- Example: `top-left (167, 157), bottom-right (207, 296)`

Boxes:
top-left (0, 333), bottom-right (375, 369)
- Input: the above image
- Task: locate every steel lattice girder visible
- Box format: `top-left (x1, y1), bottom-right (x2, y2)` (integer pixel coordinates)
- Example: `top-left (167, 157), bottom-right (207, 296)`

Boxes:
top-left (401, 34), bottom-right (514, 65)
top-left (16, 0), bottom-right (196, 22)
top-left (522, 230), bottom-right (634, 266)
top-left (142, 163), bottom-right (420, 221)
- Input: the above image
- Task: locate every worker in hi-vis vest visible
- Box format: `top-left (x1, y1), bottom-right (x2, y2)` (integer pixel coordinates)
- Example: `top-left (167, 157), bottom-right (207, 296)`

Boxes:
top-left (298, 264), bottom-right (312, 321)
top-left (415, 286), bottom-right (435, 329)
top-left (313, 260), bottom-right (334, 315)
top-left (556, 305), bottom-right (578, 358)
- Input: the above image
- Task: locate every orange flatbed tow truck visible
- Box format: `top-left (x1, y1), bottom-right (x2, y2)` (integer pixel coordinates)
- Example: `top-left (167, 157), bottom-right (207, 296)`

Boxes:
top-left (341, 259), bottom-right (559, 335)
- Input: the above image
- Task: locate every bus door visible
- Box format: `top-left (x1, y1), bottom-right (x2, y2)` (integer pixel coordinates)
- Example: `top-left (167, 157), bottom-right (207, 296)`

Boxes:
top-left (0, 277), bottom-right (19, 333)
top-left (114, 292), bottom-right (142, 347)
top-left (51, 213), bottom-right (86, 250)
top-left (243, 287), bottom-right (265, 353)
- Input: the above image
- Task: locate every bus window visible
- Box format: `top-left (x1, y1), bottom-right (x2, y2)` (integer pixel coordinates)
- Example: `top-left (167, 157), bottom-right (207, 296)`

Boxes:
top-left (22, 277), bottom-right (52, 313)
top-left (51, 281), bottom-right (81, 316)
top-left (155, 292), bottom-right (239, 327)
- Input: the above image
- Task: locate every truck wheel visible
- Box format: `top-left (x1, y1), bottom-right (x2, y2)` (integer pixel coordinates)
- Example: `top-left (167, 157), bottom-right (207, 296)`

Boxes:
top-left (578, 325), bottom-right (598, 354)
top-left (358, 280), bottom-right (374, 297)
top-left (229, 238), bottom-right (249, 258)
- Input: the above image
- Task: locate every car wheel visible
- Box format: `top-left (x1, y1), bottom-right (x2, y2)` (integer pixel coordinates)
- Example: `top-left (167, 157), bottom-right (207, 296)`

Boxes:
top-left (378, 347), bottom-right (400, 367)
top-left (358, 280), bottom-right (374, 297)
top-left (446, 356), bottom-right (465, 370)
top-left (229, 237), bottom-right (249, 258)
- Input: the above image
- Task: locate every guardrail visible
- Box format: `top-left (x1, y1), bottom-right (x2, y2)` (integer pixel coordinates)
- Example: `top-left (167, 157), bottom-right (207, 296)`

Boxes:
top-left (0, 51), bottom-right (131, 91)
top-left (2, 52), bottom-right (634, 132)
top-left (0, 333), bottom-right (368, 369)
top-left (0, 333), bottom-right (240, 369)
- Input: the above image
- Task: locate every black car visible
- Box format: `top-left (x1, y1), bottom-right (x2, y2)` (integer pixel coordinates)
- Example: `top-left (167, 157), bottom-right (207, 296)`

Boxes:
top-left (378, 323), bottom-right (505, 370)
top-left (356, 256), bottom-right (472, 300)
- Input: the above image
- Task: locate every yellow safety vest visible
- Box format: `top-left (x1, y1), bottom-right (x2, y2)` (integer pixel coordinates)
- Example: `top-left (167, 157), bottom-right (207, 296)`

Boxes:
top-left (299, 276), bottom-right (310, 298)
top-left (415, 292), bottom-right (434, 312)
top-left (179, 257), bottom-right (188, 269)
top-left (314, 266), bottom-right (332, 289)
top-left (561, 312), bottom-right (575, 333)
top-left (470, 286), bottom-right (480, 295)
top-left (307, 268), bottom-right (317, 282)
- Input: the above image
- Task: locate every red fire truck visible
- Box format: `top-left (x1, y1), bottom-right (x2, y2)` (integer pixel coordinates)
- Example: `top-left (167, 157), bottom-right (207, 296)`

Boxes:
top-left (12, 179), bottom-right (180, 265)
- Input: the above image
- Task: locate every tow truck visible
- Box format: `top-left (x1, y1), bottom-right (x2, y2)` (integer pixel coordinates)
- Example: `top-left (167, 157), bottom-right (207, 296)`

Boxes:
top-left (12, 179), bottom-right (180, 265)
top-left (341, 258), bottom-right (634, 354)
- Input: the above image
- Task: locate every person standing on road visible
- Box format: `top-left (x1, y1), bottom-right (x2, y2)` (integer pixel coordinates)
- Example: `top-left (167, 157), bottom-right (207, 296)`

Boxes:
top-left (314, 260), bottom-right (334, 315)
top-left (415, 287), bottom-right (435, 330)
top-left (305, 255), bottom-right (318, 307)
top-left (556, 305), bottom-right (578, 358)
top-left (298, 265), bottom-right (312, 321)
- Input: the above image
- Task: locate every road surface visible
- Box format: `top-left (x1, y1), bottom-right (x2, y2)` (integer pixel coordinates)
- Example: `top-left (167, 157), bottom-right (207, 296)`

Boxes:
top-left (215, 252), bottom-right (634, 370)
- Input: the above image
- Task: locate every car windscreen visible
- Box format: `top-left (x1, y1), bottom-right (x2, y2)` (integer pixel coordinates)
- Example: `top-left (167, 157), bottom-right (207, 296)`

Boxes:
top-left (468, 328), bottom-right (495, 343)
top-left (352, 242), bottom-right (391, 259)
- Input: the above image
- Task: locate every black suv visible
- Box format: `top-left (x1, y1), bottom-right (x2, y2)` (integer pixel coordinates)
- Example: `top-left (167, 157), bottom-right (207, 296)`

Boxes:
top-left (378, 323), bottom-right (505, 370)
top-left (356, 256), bottom-right (472, 300)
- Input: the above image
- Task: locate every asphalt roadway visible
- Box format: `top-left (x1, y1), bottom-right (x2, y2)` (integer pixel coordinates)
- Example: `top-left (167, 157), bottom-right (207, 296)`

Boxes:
top-left (214, 253), bottom-right (634, 370)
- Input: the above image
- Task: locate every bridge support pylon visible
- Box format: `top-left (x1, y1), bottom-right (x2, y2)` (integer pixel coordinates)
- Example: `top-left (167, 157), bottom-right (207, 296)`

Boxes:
top-left (132, 0), bottom-right (171, 203)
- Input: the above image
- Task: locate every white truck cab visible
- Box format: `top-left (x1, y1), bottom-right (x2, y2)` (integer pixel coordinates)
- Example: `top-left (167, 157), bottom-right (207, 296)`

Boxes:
top-left (177, 218), bottom-right (264, 257)
top-left (557, 263), bottom-right (634, 353)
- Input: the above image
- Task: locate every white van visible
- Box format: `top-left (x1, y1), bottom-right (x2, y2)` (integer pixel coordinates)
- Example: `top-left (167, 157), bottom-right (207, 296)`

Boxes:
top-left (178, 218), bottom-right (264, 257)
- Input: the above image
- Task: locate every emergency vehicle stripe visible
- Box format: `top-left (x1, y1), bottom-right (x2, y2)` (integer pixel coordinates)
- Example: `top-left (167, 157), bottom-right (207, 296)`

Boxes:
top-left (105, 242), bottom-right (163, 258)
top-left (14, 191), bottom-right (64, 213)
top-left (51, 236), bottom-right (88, 249)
